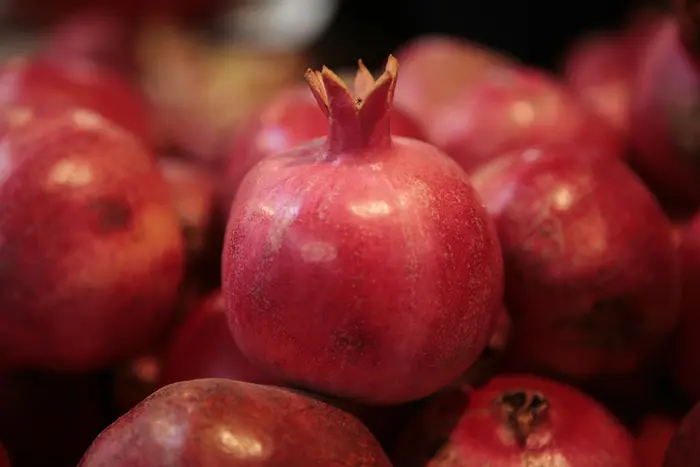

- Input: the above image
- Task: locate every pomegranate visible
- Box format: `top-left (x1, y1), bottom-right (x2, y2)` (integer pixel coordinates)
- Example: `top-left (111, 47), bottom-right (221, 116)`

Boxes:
top-left (222, 78), bottom-right (426, 209)
top-left (628, 19), bottom-right (700, 211)
top-left (222, 57), bottom-right (503, 405)
top-left (672, 0), bottom-right (700, 60)
top-left (664, 401), bottom-right (700, 467)
top-left (393, 374), bottom-right (638, 466)
top-left (638, 414), bottom-right (680, 467)
top-left (0, 106), bottom-right (184, 372)
top-left (671, 212), bottom-right (700, 401)
top-left (80, 378), bottom-right (392, 466)
top-left (432, 67), bottom-right (622, 174)
top-left (0, 56), bottom-right (152, 145)
top-left (393, 35), bottom-right (514, 128)
top-left (161, 291), bottom-right (281, 386)
top-left (471, 144), bottom-right (680, 380)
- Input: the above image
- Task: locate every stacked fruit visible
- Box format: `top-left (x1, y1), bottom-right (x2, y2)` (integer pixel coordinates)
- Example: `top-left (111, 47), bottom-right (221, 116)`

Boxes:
top-left (3, 4), bottom-right (700, 467)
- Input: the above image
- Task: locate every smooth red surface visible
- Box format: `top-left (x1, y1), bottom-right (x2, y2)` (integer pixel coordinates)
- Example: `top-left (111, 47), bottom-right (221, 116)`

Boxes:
top-left (664, 402), bottom-right (700, 467)
top-left (629, 20), bottom-right (700, 210)
top-left (0, 57), bottom-right (152, 144)
top-left (637, 414), bottom-right (679, 467)
top-left (222, 85), bottom-right (426, 208)
top-left (471, 145), bottom-right (680, 380)
top-left (80, 379), bottom-right (392, 466)
top-left (222, 61), bottom-right (503, 404)
top-left (394, 375), bottom-right (638, 466)
top-left (0, 107), bottom-right (184, 372)
top-left (429, 68), bottom-right (622, 174)
top-left (161, 291), bottom-right (282, 386)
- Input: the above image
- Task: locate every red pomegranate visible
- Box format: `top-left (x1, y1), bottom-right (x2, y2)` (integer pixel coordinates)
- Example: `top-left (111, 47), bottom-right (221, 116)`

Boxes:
top-left (80, 378), bottom-right (392, 466)
top-left (0, 56), bottom-right (152, 144)
top-left (393, 374), bottom-right (639, 466)
top-left (638, 414), bottom-right (680, 467)
top-left (222, 57), bottom-right (503, 405)
top-left (161, 291), bottom-right (281, 386)
top-left (628, 19), bottom-right (700, 211)
top-left (0, 106), bottom-right (184, 372)
top-left (471, 144), bottom-right (680, 381)
top-left (429, 67), bottom-right (622, 174)
top-left (222, 76), bottom-right (426, 209)
top-left (664, 402), bottom-right (700, 467)
top-left (393, 35), bottom-right (514, 128)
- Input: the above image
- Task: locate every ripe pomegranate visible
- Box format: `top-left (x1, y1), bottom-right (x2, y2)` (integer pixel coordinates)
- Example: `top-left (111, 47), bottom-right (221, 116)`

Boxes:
top-left (471, 144), bottom-right (680, 380)
top-left (0, 57), bottom-right (152, 145)
top-left (393, 35), bottom-right (514, 128)
top-left (222, 78), bottom-right (426, 209)
top-left (638, 414), bottom-right (680, 467)
top-left (664, 401), bottom-right (700, 467)
top-left (80, 378), bottom-right (392, 466)
top-left (629, 19), bottom-right (700, 211)
top-left (161, 291), bottom-right (281, 386)
top-left (393, 374), bottom-right (638, 466)
top-left (222, 57), bottom-right (503, 405)
top-left (0, 106), bottom-right (184, 372)
top-left (671, 212), bottom-right (700, 401)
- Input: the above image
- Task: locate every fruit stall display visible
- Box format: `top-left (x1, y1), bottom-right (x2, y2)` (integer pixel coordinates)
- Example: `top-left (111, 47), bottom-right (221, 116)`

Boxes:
top-left (2, 0), bottom-right (700, 466)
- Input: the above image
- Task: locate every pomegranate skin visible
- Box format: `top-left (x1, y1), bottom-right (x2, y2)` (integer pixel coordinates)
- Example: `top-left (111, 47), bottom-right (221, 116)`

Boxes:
top-left (223, 58), bottom-right (503, 405)
top-left (80, 378), bottom-right (392, 467)
top-left (430, 68), bottom-right (622, 174)
top-left (0, 107), bottom-right (184, 372)
top-left (161, 291), bottom-right (282, 386)
top-left (664, 402), bottom-right (700, 467)
top-left (629, 20), bottom-right (700, 210)
top-left (0, 57), bottom-right (152, 145)
top-left (637, 414), bottom-right (680, 467)
top-left (393, 374), bottom-right (639, 467)
top-left (471, 145), bottom-right (680, 380)
top-left (222, 85), bottom-right (426, 208)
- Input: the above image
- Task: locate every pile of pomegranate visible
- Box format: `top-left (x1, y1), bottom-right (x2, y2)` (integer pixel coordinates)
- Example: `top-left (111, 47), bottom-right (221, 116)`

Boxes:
top-left (4, 3), bottom-right (700, 467)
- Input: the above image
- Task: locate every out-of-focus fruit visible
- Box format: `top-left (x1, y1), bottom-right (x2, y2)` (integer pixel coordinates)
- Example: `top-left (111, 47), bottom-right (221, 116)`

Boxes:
top-left (0, 372), bottom-right (109, 467)
top-left (222, 81), bottom-right (426, 209)
top-left (393, 35), bottom-right (514, 128)
top-left (664, 401), bottom-right (700, 467)
top-left (430, 68), bottom-right (621, 174)
top-left (471, 144), bottom-right (680, 381)
top-left (393, 374), bottom-right (638, 466)
top-left (160, 291), bottom-right (281, 386)
top-left (222, 57), bottom-right (503, 404)
top-left (629, 19), bottom-right (700, 211)
top-left (638, 414), bottom-right (680, 467)
top-left (672, 0), bottom-right (700, 60)
top-left (0, 107), bottom-right (184, 372)
top-left (80, 378), bottom-right (392, 466)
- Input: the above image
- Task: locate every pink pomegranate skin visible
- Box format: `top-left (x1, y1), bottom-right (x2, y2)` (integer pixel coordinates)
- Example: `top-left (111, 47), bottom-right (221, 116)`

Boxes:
top-left (664, 402), bottom-right (700, 467)
top-left (393, 374), bottom-right (639, 467)
top-left (0, 57), bottom-right (151, 144)
top-left (637, 414), bottom-right (680, 467)
top-left (0, 107), bottom-right (184, 372)
top-left (429, 68), bottom-right (622, 175)
top-left (222, 58), bottom-right (503, 405)
top-left (629, 20), bottom-right (700, 210)
top-left (161, 291), bottom-right (282, 386)
top-left (471, 145), bottom-right (680, 380)
top-left (222, 84), bottom-right (426, 208)
top-left (80, 378), bottom-right (392, 467)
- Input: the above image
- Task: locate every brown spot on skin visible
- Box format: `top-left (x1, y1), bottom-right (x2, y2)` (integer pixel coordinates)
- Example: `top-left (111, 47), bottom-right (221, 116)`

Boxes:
top-left (332, 323), bottom-right (371, 354)
top-left (88, 198), bottom-right (133, 233)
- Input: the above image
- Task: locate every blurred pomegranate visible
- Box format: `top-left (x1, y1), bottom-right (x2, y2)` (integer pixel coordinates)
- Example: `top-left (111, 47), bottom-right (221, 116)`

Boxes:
top-left (637, 414), bottom-right (680, 467)
top-left (673, 0), bottom-right (700, 60)
top-left (80, 379), bottom-right (392, 466)
top-left (0, 107), bottom-right (184, 372)
top-left (223, 57), bottom-right (503, 404)
top-left (393, 375), bottom-right (638, 466)
top-left (471, 145), bottom-right (680, 381)
top-left (664, 401), bottom-right (700, 467)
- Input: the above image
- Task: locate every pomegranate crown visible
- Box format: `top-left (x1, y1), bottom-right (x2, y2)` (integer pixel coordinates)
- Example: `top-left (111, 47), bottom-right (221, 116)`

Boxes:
top-left (305, 55), bottom-right (398, 154)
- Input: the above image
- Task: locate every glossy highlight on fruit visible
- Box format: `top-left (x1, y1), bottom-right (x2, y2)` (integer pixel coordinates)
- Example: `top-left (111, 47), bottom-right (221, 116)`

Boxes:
top-left (394, 374), bottom-right (638, 467)
top-left (80, 378), bottom-right (392, 467)
top-left (222, 56), bottom-right (503, 404)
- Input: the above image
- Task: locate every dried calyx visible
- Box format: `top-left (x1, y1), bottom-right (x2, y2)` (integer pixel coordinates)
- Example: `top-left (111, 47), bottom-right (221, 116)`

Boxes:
top-left (496, 390), bottom-right (550, 447)
top-left (305, 55), bottom-right (398, 154)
